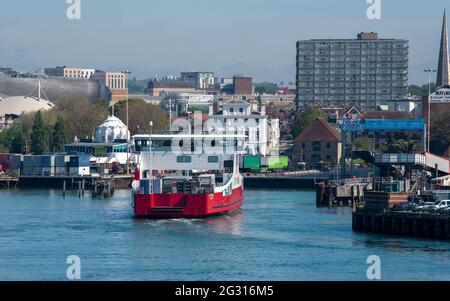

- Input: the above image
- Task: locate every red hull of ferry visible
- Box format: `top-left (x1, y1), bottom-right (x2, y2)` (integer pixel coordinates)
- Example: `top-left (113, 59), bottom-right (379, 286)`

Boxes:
top-left (134, 186), bottom-right (244, 219)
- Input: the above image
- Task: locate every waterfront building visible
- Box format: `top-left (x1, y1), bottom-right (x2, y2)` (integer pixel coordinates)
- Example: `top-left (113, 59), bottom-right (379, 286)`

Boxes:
top-left (206, 99), bottom-right (280, 156)
top-left (296, 32), bottom-right (409, 110)
top-left (93, 71), bottom-right (129, 103)
top-left (293, 118), bottom-right (342, 167)
top-left (64, 113), bottom-right (130, 163)
top-left (180, 72), bottom-right (215, 89)
top-left (95, 114), bottom-right (130, 144)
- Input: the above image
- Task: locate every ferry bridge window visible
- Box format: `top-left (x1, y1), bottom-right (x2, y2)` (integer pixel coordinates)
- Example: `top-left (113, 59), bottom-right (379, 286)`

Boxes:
top-left (176, 156), bottom-right (192, 163)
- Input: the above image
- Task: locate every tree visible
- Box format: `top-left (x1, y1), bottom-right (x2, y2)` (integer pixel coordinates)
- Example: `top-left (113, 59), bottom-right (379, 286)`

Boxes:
top-left (354, 135), bottom-right (372, 151)
top-left (50, 116), bottom-right (67, 152)
top-left (430, 110), bottom-right (450, 155)
top-left (408, 83), bottom-right (436, 97)
top-left (291, 106), bottom-right (327, 138)
top-left (10, 131), bottom-right (26, 154)
top-left (56, 96), bottom-right (109, 141)
top-left (31, 111), bottom-right (48, 155)
top-left (254, 82), bottom-right (278, 95)
top-left (115, 99), bottom-right (169, 135)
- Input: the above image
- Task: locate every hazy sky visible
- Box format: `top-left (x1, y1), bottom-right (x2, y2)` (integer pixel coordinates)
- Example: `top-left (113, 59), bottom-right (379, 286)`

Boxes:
top-left (0, 0), bottom-right (449, 84)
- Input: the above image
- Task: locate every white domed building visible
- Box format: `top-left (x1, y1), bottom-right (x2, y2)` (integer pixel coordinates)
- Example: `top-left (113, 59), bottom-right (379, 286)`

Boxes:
top-left (95, 114), bottom-right (130, 143)
top-left (64, 112), bottom-right (131, 166)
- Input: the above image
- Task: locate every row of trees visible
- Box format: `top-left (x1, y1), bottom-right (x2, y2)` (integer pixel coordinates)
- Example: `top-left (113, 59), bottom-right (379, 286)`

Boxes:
top-left (0, 97), bottom-right (169, 155)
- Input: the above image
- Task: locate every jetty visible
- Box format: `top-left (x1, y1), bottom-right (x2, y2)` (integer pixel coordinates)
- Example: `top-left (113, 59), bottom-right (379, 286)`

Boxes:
top-left (18, 175), bottom-right (132, 197)
top-left (0, 177), bottom-right (19, 189)
top-left (353, 208), bottom-right (450, 240)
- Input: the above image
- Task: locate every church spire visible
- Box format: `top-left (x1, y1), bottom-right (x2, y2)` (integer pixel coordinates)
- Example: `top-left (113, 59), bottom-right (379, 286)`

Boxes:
top-left (437, 8), bottom-right (450, 87)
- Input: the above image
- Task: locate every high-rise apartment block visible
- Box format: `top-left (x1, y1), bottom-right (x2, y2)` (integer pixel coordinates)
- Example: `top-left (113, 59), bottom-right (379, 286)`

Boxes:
top-left (296, 32), bottom-right (409, 109)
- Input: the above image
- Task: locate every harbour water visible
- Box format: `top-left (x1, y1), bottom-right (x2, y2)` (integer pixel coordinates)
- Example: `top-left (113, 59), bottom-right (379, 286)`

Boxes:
top-left (1, 188), bottom-right (450, 280)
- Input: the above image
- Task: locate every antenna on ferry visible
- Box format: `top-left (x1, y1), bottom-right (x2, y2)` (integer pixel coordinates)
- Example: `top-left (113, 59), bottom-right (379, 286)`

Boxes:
top-left (148, 121), bottom-right (154, 194)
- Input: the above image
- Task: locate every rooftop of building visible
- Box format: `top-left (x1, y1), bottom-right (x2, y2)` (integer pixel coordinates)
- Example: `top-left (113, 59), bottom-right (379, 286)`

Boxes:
top-left (362, 111), bottom-right (411, 119)
top-left (0, 95), bottom-right (55, 116)
top-left (298, 32), bottom-right (407, 43)
top-left (294, 118), bottom-right (341, 143)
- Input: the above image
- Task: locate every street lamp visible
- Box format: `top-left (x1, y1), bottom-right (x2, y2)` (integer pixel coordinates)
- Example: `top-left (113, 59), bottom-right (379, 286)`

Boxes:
top-left (424, 68), bottom-right (437, 152)
top-left (122, 70), bottom-right (132, 175)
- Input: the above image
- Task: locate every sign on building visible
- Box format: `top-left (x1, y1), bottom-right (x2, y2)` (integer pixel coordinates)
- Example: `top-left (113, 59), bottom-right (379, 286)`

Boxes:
top-left (429, 88), bottom-right (450, 103)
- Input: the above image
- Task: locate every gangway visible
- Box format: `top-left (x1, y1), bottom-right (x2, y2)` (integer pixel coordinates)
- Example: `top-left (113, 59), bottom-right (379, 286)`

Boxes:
top-left (374, 153), bottom-right (450, 175)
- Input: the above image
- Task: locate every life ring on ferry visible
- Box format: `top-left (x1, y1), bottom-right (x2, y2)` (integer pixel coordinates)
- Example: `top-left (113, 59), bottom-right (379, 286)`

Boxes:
top-left (131, 180), bottom-right (140, 190)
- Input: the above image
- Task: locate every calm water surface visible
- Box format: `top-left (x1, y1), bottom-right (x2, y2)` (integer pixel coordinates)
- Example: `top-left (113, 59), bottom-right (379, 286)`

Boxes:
top-left (0, 188), bottom-right (449, 280)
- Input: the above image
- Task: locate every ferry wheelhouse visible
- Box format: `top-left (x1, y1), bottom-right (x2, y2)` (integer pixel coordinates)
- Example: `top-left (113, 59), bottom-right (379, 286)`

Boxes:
top-left (131, 133), bottom-right (245, 219)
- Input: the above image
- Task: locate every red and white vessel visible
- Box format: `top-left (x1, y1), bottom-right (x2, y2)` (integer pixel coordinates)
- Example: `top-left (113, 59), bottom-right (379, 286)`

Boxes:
top-left (131, 134), bottom-right (245, 219)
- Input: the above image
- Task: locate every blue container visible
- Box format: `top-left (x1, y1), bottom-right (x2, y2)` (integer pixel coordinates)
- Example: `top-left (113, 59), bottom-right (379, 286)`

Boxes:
top-left (41, 155), bottom-right (55, 167)
top-left (69, 155), bottom-right (90, 167)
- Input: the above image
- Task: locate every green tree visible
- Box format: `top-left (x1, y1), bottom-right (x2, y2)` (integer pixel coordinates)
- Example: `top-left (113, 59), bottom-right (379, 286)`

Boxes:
top-left (254, 82), bottom-right (278, 95)
top-left (430, 110), bottom-right (450, 155)
top-left (291, 106), bottom-right (327, 138)
top-left (10, 131), bottom-right (26, 154)
top-left (408, 83), bottom-right (436, 97)
top-left (50, 116), bottom-right (67, 152)
top-left (354, 135), bottom-right (372, 151)
top-left (31, 111), bottom-right (48, 155)
top-left (115, 99), bottom-right (169, 135)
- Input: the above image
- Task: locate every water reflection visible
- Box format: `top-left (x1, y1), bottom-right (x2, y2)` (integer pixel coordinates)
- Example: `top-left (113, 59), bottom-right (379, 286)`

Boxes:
top-left (200, 210), bottom-right (244, 237)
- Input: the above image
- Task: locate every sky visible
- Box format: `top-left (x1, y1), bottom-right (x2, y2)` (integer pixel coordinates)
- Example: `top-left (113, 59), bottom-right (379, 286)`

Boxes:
top-left (0, 0), bottom-right (449, 84)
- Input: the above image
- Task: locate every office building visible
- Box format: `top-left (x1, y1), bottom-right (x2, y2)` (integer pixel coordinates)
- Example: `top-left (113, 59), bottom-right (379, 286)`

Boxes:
top-left (93, 71), bottom-right (128, 102)
top-left (180, 72), bottom-right (215, 89)
top-left (44, 66), bottom-right (95, 79)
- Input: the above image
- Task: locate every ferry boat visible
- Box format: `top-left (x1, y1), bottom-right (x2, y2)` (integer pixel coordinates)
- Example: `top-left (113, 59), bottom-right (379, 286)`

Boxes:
top-left (131, 133), bottom-right (245, 219)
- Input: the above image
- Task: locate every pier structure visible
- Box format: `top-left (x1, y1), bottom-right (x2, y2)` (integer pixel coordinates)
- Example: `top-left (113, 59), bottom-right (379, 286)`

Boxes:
top-left (353, 209), bottom-right (450, 240)
top-left (0, 177), bottom-right (19, 189)
top-left (18, 175), bottom-right (130, 197)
